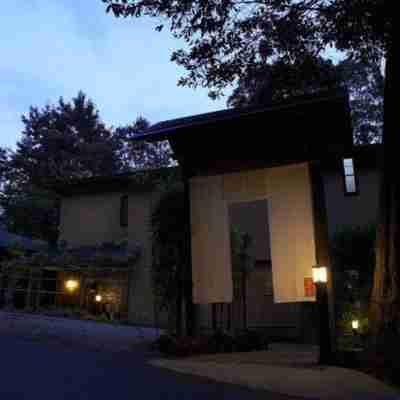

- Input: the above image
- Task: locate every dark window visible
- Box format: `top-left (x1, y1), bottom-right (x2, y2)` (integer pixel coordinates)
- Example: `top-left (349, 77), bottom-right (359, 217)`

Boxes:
top-left (120, 195), bottom-right (128, 227)
top-left (342, 158), bottom-right (358, 195)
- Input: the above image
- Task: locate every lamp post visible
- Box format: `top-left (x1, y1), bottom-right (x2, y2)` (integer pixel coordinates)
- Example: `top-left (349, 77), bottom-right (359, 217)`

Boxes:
top-left (312, 265), bottom-right (333, 365)
top-left (65, 279), bottom-right (79, 293)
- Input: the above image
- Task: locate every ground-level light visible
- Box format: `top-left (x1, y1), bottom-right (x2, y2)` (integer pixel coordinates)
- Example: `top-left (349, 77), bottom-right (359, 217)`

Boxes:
top-left (95, 294), bottom-right (103, 303)
top-left (312, 266), bottom-right (328, 284)
top-left (65, 279), bottom-right (79, 292)
top-left (352, 319), bottom-right (359, 331)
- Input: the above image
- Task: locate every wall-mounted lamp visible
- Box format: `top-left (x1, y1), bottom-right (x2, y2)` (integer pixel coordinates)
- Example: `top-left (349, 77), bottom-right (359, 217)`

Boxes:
top-left (65, 279), bottom-right (79, 293)
top-left (312, 266), bottom-right (328, 284)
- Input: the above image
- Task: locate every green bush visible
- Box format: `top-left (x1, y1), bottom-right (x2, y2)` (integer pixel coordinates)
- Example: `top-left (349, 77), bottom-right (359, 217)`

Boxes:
top-left (235, 329), bottom-right (269, 352)
top-left (331, 225), bottom-right (375, 344)
top-left (153, 329), bottom-right (269, 357)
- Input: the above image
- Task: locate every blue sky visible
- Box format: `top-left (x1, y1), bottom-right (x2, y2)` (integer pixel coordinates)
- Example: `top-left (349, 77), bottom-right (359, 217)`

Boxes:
top-left (0, 1), bottom-right (227, 149)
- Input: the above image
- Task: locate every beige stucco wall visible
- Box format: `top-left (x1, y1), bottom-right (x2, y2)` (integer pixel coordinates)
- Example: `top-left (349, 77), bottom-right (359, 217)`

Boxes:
top-left (59, 189), bottom-right (165, 326)
top-left (59, 193), bottom-right (127, 247)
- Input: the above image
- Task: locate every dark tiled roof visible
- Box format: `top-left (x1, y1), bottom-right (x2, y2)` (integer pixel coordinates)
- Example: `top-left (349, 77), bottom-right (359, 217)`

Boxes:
top-left (142, 88), bottom-right (349, 140)
top-left (0, 229), bottom-right (47, 251)
top-left (4, 243), bottom-right (141, 270)
top-left (49, 167), bottom-right (181, 196)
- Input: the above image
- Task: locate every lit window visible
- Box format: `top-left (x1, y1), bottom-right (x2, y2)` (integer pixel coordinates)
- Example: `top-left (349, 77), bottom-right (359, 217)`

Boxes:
top-left (343, 158), bottom-right (358, 195)
top-left (120, 195), bottom-right (128, 227)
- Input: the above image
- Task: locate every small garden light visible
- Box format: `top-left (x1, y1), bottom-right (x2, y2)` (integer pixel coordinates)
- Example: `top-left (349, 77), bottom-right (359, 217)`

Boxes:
top-left (95, 294), bottom-right (103, 303)
top-left (312, 266), bottom-right (328, 284)
top-left (65, 279), bottom-right (79, 292)
top-left (352, 319), bottom-right (359, 331)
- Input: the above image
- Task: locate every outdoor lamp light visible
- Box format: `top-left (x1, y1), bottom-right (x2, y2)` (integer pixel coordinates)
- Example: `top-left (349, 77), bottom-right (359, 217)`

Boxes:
top-left (312, 266), bottom-right (328, 284)
top-left (65, 279), bottom-right (79, 292)
top-left (95, 294), bottom-right (103, 303)
top-left (352, 319), bottom-right (359, 331)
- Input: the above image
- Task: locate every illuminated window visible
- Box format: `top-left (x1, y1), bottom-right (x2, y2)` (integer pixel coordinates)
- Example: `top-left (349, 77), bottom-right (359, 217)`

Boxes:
top-left (343, 158), bottom-right (358, 195)
top-left (120, 195), bottom-right (128, 227)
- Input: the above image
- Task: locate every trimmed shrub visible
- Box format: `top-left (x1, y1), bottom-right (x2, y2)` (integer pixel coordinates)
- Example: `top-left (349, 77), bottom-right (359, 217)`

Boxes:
top-left (235, 329), bottom-right (269, 352)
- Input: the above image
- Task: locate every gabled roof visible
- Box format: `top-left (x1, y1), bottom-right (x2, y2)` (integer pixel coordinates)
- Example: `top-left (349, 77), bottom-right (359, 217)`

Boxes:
top-left (137, 88), bottom-right (352, 143)
top-left (134, 89), bottom-right (354, 176)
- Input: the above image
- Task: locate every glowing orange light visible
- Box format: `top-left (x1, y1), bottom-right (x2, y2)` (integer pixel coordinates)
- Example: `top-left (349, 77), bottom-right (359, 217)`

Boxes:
top-left (65, 279), bottom-right (79, 292)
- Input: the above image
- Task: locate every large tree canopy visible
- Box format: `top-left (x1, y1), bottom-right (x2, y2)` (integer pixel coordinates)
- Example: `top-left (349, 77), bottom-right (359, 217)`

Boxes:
top-left (1, 92), bottom-right (124, 243)
top-left (228, 55), bottom-right (384, 144)
top-left (0, 92), bottom-right (170, 243)
top-left (115, 117), bottom-right (172, 170)
top-left (12, 91), bottom-right (124, 185)
top-left (103, 0), bottom-right (388, 97)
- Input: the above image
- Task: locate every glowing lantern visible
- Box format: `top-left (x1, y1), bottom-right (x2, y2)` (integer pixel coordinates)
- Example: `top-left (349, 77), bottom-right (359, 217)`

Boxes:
top-left (65, 279), bottom-right (79, 292)
top-left (312, 266), bottom-right (328, 284)
top-left (95, 294), bottom-right (103, 303)
top-left (352, 319), bottom-right (359, 331)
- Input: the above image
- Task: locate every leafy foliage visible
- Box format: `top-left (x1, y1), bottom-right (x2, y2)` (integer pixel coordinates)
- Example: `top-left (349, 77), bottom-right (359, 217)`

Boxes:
top-left (103, 1), bottom-right (388, 145)
top-left (1, 92), bottom-right (124, 243)
top-left (154, 329), bottom-right (268, 357)
top-left (228, 56), bottom-right (339, 108)
top-left (15, 91), bottom-right (124, 184)
top-left (331, 225), bottom-right (376, 339)
top-left (0, 92), bottom-right (171, 243)
top-left (337, 58), bottom-right (384, 144)
top-left (228, 56), bottom-right (384, 144)
top-left (231, 227), bottom-right (255, 280)
top-left (115, 117), bottom-right (173, 170)
top-left (151, 176), bottom-right (186, 311)
top-left (103, 0), bottom-right (388, 99)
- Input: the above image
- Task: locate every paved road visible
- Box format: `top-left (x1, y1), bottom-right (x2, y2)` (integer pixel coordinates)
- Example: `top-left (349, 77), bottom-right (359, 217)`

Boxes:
top-left (0, 334), bottom-right (301, 400)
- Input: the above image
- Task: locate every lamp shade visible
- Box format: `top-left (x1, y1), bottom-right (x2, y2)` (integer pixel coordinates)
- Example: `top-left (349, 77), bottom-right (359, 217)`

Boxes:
top-left (352, 319), bottom-right (359, 330)
top-left (312, 266), bottom-right (328, 283)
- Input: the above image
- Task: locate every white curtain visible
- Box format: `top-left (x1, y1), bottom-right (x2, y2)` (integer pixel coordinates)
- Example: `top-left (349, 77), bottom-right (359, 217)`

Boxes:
top-left (190, 163), bottom-right (316, 304)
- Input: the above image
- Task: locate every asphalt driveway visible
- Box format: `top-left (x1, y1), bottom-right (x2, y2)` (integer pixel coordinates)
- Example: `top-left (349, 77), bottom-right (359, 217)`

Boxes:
top-left (0, 334), bottom-right (302, 400)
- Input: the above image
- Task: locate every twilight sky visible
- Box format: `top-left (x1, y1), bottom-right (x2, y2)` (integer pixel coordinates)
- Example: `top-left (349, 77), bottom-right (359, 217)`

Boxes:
top-left (0, 1), bottom-right (227, 149)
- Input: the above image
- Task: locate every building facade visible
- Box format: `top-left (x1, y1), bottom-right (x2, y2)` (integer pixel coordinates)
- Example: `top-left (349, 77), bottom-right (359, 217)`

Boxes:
top-left (54, 145), bottom-right (380, 337)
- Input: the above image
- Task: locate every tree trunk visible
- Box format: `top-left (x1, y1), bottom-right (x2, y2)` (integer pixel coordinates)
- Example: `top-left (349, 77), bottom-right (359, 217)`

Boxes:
top-left (368, 30), bottom-right (398, 379)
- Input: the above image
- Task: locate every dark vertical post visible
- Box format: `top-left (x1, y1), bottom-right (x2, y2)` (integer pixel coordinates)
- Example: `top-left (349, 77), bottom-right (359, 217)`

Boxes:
top-left (242, 270), bottom-right (248, 329)
top-left (309, 161), bottom-right (336, 364)
top-left (36, 271), bottom-right (42, 310)
top-left (212, 303), bottom-right (217, 331)
top-left (79, 274), bottom-right (86, 308)
top-left (227, 302), bottom-right (232, 332)
top-left (25, 268), bottom-right (33, 310)
top-left (316, 282), bottom-right (332, 364)
top-left (0, 268), bottom-right (3, 308)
